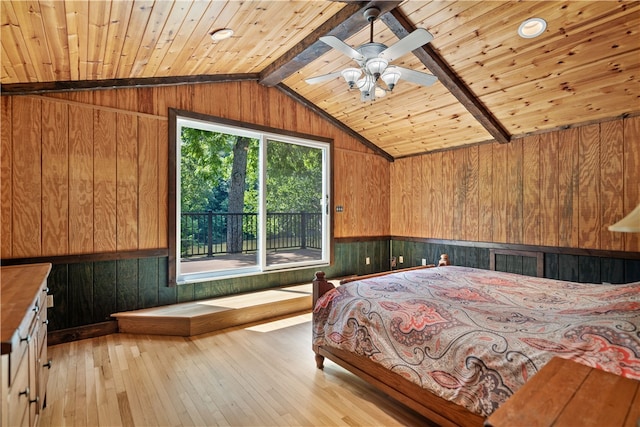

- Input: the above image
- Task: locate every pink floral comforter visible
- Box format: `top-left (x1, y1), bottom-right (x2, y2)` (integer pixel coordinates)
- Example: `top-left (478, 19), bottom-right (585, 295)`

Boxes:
top-left (312, 266), bottom-right (640, 417)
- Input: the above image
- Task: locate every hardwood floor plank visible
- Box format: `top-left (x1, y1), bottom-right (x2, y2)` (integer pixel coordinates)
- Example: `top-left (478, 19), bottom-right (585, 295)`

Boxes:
top-left (40, 313), bottom-right (435, 426)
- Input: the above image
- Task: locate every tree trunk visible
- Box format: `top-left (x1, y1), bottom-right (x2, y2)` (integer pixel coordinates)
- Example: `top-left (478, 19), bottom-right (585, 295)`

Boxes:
top-left (227, 136), bottom-right (250, 253)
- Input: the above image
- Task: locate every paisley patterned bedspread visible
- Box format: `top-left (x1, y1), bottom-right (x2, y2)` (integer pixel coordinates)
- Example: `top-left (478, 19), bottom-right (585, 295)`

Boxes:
top-left (312, 266), bottom-right (640, 417)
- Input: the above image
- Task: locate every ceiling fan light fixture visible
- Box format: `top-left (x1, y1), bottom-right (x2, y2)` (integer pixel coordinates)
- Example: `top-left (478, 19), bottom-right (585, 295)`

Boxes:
top-left (518, 18), bottom-right (546, 38)
top-left (381, 67), bottom-right (401, 91)
top-left (341, 68), bottom-right (362, 88)
top-left (366, 57), bottom-right (388, 79)
top-left (357, 75), bottom-right (375, 95)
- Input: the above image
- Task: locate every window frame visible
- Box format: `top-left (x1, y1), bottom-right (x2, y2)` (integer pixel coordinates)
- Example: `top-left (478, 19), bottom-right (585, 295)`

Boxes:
top-left (168, 108), bottom-right (333, 286)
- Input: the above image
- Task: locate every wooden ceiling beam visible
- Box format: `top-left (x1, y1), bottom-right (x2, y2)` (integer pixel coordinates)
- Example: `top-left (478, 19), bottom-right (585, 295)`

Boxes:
top-left (381, 8), bottom-right (511, 144)
top-left (259, 1), bottom-right (402, 87)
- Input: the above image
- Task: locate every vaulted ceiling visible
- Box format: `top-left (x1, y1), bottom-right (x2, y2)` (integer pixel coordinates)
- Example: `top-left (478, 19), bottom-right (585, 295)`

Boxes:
top-left (2, 1), bottom-right (639, 159)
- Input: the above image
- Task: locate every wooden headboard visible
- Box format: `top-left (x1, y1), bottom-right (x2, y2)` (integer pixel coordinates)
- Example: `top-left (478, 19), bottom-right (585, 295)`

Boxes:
top-left (489, 249), bottom-right (544, 277)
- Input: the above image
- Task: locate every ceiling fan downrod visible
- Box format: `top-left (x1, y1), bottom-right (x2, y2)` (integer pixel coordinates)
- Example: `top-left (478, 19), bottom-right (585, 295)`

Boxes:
top-left (363, 7), bottom-right (380, 44)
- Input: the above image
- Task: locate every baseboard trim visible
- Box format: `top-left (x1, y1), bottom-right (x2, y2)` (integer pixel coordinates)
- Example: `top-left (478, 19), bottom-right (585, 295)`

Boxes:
top-left (48, 320), bottom-right (118, 346)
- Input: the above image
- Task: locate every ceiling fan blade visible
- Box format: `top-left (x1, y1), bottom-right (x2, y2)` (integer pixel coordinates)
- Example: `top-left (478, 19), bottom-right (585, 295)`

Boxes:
top-left (319, 36), bottom-right (365, 61)
top-left (396, 66), bottom-right (438, 87)
top-left (379, 28), bottom-right (433, 61)
top-left (305, 71), bottom-right (344, 85)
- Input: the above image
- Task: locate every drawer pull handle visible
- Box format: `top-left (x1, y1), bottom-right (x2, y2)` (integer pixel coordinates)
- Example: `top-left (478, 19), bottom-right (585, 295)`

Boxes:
top-left (29, 396), bottom-right (39, 405)
top-left (19, 387), bottom-right (30, 397)
top-left (20, 334), bottom-right (31, 343)
top-left (43, 359), bottom-right (53, 369)
top-left (43, 287), bottom-right (50, 293)
top-left (43, 319), bottom-right (49, 325)
top-left (33, 304), bottom-right (39, 313)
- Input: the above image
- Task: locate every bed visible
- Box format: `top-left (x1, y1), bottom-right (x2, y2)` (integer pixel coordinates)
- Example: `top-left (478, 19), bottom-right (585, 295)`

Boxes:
top-left (311, 259), bottom-right (640, 426)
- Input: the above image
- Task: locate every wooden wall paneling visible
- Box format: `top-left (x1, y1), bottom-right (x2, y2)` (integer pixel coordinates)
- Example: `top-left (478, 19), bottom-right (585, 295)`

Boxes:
top-left (557, 128), bottom-right (580, 248)
top-left (116, 258), bottom-right (139, 312)
top-left (625, 260), bottom-right (640, 283)
top-left (505, 255), bottom-right (524, 275)
top-left (69, 104), bottom-right (94, 254)
top-left (93, 109), bottom-right (118, 252)
top-left (419, 155), bottom-right (431, 239)
top-left (93, 260), bottom-right (117, 323)
top-left (117, 113), bottom-right (139, 250)
top-left (429, 152), bottom-right (443, 239)
top-left (137, 88), bottom-right (155, 115)
top-left (396, 159), bottom-right (411, 236)
top-left (46, 264), bottom-right (69, 331)
top-left (116, 87), bottom-right (139, 113)
top-left (12, 96), bottom-right (42, 257)
top-left (410, 156), bottom-right (422, 237)
top-left (578, 124), bottom-right (601, 249)
top-left (506, 140), bottom-right (523, 244)
top-left (522, 135), bottom-right (541, 245)
top-left (157, 257), bottom-right (175, 305)
top-left (578, 256), bottom-right (601, 284)
top-left (558, 254), bottom-right (580, 282)
top-left (441, 150), bottom-right (455, 239)
top-left (335, 150), bottom-right (355, 238)
top-left (623, 116), bottom-right (640, 252)
top-left (1, 97), bottom-right (12, 258)
top-left (452, 149), bottom-right (465, 241)
top-left (599, 119), bottom-right (624, 251)
top-left (478, 143), bottom-right (493, 242)
top-left (465, 146), bottom-right (479, 242)
top-left (158, 120), bottom-right (169, 248)
top-left (138, 117), bottom-right (159, 249)
top-left (539, 132), bottom-right (559, 247)
top-left (545, 253), bottom-right (560, 280)
top-left (68, 263), bottom-right (93, 327)
top-left (370, 154), bottom-right (390, 236)
top-left (601, 258), bottom-right (625, 284)
top-left (138, 257), bottom-right (160, 308)
top-left (41, 99), bottom-right (69, 255)
top-left (492, 143), bottom-right (508, 243)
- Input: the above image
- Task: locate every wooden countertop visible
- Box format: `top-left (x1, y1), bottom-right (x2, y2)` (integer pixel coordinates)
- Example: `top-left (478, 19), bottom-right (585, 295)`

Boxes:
top-left (1, 263), bottom-right (52, 355)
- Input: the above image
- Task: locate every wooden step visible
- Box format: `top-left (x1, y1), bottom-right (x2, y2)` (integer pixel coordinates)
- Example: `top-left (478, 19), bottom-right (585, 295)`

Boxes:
top-left (112, 283), bottom-right (313, 336)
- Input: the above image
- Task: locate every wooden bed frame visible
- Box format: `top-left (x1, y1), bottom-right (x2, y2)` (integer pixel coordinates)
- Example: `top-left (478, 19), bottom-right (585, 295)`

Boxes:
top-left (312, 261), bottom-right (486, 426)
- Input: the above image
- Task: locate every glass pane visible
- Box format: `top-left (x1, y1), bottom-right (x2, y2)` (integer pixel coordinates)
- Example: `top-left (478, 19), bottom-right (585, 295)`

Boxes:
top-left (179, 127), bottom-right (259, 277)
top-left (265, 140), bottom-right (324, 267)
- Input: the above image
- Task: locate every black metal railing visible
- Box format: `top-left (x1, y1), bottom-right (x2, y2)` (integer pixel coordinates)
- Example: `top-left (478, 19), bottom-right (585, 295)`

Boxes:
top-left (180, 211), bottom-right (322, 257)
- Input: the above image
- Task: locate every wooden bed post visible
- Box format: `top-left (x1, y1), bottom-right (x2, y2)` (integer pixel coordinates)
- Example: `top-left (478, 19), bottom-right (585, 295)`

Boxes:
top-left (312, 271), bottom-right (335, 369)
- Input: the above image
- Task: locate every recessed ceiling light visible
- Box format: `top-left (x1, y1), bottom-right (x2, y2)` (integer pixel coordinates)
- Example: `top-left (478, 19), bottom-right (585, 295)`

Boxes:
top-left (211, 28), bottom-right (234, 41)
top-left (518, 18), bottom-right (547, 38)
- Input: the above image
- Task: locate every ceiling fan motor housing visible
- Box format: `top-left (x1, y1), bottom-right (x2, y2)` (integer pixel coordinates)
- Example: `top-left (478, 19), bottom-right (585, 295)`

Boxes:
top-left (363, 7), bottom-right (380, 23)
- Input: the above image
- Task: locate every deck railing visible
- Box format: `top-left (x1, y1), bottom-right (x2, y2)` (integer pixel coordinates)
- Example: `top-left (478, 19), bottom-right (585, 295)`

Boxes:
top-left (180, 211), bottom-right (322, 257)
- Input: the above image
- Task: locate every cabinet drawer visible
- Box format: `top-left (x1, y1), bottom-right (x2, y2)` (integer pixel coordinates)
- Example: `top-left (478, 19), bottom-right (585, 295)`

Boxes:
top-left (7, 356), bottom-right (30, 427)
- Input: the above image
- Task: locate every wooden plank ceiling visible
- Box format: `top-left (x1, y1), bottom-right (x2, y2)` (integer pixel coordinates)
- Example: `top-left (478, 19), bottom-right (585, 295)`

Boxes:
top-left (2, 1), bottom-right (639, 159)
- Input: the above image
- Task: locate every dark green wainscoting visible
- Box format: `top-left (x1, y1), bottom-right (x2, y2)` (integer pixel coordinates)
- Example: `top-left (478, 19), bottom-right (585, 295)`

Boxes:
top-left (391, 239), bottom-right (640, 285)
top-left (44, 240), bottom-right (390, 332)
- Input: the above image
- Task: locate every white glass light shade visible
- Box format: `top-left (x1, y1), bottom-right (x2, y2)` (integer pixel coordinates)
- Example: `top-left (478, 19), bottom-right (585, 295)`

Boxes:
top-left (609, 203), bottom-right (640, 232)
top-left (374, 86), bottom-right (386, 98)
top-left (341, 68), bottom-right (362, 88)
top-left (357, 76), bottom-right (375, 94)
top-left (381, 67), bottom-right (401, 90)
top-left (366, 57), bottom-right (389, 78)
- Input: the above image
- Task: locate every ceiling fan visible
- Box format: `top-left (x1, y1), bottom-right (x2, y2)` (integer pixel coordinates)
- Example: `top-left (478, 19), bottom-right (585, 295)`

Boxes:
top-left (305, 7), bottom-right (438, 101)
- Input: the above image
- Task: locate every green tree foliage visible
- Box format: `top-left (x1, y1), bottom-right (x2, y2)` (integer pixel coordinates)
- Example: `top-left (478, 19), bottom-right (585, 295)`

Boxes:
top-left (266, 140), bottom-right (322, 213)
top-left (180, 127), bottom-right (258, 213)
top-left (181, 128), bottom-right (322, 215)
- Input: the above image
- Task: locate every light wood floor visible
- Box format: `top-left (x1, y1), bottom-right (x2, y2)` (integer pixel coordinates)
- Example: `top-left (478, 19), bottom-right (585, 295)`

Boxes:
top-left (39, 313), bottom-right (434, 427)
